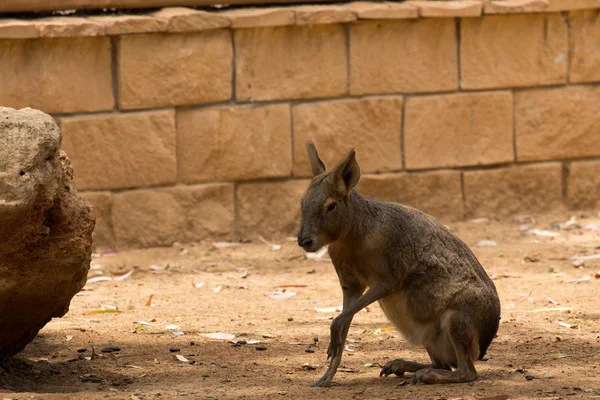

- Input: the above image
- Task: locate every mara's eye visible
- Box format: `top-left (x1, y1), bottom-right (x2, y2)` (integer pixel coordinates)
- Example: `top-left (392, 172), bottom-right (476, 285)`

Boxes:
top-left (326, 202), bottom-right (336, 213)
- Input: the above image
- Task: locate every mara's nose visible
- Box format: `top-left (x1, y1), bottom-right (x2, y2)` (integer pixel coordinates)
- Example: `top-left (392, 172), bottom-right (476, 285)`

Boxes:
top-left (297, 237), bottom-right (313, 248)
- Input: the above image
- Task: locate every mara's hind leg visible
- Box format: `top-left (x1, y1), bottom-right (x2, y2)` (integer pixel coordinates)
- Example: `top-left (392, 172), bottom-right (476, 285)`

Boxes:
top-left (380, 347), bottom-right (451, 378)
top-left (410, 314), bottom-right (478, 385)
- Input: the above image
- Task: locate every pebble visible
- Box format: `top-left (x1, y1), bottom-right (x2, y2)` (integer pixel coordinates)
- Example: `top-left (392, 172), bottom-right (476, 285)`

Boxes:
top-left (80, 374), bottom-right (103, 383)
top-left (190, 341), bottom-right (195, 346)
top-left (169, 347), bottom-right (180, 353)
top-left (305, 349), bottom-right (315, 353)
top-left (231, 343), bottom-right (241, 347)
top-left (313, 337), bottom-right (319, 343)
top-left (77, 348), bottom-right (87, 353)
top-left (525, 375), bottom-right (534, 381)
top-left (101, 346), bottom-right (121, 353)
top-left (287, 318), bottom-right (294, 322)
top-left (256, 346), bottom-right (268, 351)
top-left (237, 340), bottom-right (247, 345)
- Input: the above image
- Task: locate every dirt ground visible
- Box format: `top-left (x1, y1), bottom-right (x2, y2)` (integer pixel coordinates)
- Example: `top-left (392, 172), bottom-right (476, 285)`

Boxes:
top-left (1, 211), bottom-right (600, 400)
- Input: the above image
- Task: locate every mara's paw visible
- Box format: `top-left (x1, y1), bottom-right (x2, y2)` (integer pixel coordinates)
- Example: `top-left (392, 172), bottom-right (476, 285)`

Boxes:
top-left (380, 359), bottom-right (406, 378)
top-left (310, 375), bottom-right (333, 387)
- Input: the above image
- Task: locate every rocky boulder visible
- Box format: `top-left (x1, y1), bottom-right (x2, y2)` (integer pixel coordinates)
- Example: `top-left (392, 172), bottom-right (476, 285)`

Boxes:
top-left (0, 107), bottom-right (95, 358)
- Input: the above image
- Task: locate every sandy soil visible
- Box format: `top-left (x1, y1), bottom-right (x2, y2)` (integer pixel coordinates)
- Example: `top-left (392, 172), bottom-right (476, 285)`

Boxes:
top-left (1, 211), bottom-right (600, 400)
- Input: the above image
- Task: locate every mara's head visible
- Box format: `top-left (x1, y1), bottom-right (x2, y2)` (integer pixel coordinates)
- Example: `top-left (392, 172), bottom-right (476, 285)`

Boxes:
top-left (297, 141), bottom-right (361, 253)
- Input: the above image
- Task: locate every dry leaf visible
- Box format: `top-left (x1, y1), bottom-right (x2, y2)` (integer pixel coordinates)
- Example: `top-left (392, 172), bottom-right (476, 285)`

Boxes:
top-left (212, 242), bottom-right (242, 249)
top-left (276, 284), bottom-right (308, 288)
top-left (567, 275), bottom-right (591, 284)
top-left (572, 254), bottom-right (600, 262)
top-left (87, 276), bottom-right (113, 284)
top-left (469, 218), bottom-right (489, 224)
top-left (514, 215), bottom-right (536, 224)
top-left (239, 269), bottom-right (249, 279)
top-left (528, 229), bottom-right (560, 238)
top-left (344, 345), bottom-right (356, 352)
top-left (137, 321), bottom-right (155, 326)
top-left (374, 327), bottom-right (396, 334)
top-left (557, 321), bottom-right (577, 329)
top-left (553, 353), bottom-right (569, 359)
top-left (556, 216), bottom-right (579, 230)
top-left (258, 236), bottom-right (281, 251)
top-left (314, 306), bottom-right (342, 313)
top-left (476, 240), bottom-right (497, 247)
top-left (490, 273), bottom-right (520, 280)
top-left (201, 332), bottom-right (236, 340)
top-left (246, 340), bottom-right (261, 345)
top-left (113, 269), bottom-right (135, 281)
top-left (338, 368), bottom-right (355, 372)
top-left (145, 295), bottom-right (153, 307)
top-left (545, 296), bottom-right (559, 305)
top-left (518, 224), bottom-right (529, 232)
top-left (213, 285), bottom-right (222, 293)
top-left (165, 324), bottom-right (180, 330)
top-left (66, 335), bottom-right (73, 341)
top-left (527, 307), bottom-right (572, 313)
top-left (175, 354), bottom-right (189, 363)
top-left (301, 362), bottom-right (318, 371)
top-left (149, 264), bottom-right (165, 271)
top-left (87, 269), bottom-right (134, 284)
top-left (267, 290), bottom-right (296, 300)
top-left (84, 309), bottom-right (120, 315)
top-left (192, 280), bottom-right (204, 289)
top-left (363, 362), bottom-right (379, 368)
top-left (90, 262), bottom-right (104, 270)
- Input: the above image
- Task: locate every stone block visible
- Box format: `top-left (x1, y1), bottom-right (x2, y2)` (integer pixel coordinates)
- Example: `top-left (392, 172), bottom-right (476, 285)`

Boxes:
top-left (61, 111), bottom-right (177, 190)
top-left (177, 104), bottom-right (292, 183)
top-left (461, 14), bottom-right (568, 89)
top-left (119, 31), bottom-right (232, 109)
top-left (292, 97), bottom-right (403, 177)
top-left (350, 19), bottom-right (458, 95)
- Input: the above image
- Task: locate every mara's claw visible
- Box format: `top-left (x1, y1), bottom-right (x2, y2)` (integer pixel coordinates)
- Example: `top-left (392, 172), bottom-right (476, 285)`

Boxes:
top-left (311, 375), bottom-right (332, 387)
top-left (380, 360), bottom-right (405, 378)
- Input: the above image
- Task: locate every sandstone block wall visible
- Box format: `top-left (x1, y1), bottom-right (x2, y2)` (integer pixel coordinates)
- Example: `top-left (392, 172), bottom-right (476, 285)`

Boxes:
top-left (1, 0), bottom-right (599, 250)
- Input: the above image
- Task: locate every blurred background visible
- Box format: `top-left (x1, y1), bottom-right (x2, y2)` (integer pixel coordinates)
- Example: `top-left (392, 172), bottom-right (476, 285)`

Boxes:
top-left (1, 0), bottom-right (598, 253)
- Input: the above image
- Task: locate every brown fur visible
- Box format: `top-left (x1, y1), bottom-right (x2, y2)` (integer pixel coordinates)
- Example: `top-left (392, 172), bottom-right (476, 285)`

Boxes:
top-left (297, 142), bottom-right (501, 387)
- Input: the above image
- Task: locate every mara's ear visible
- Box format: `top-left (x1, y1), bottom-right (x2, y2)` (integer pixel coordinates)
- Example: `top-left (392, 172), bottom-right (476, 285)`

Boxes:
top-left (306, 141), bottom-right (326, 177)
top-left (329, 148), bottom-right (361, 198)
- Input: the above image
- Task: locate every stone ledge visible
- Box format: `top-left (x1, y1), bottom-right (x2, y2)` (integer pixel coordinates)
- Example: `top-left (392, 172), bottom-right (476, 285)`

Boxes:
top-left (2, 1), bottom-right (600, 39)
top-left (484, 0), bottom-right (600, 14)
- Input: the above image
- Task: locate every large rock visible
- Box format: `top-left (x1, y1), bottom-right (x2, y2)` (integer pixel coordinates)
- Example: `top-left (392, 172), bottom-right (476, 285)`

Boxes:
top-left (0, 107), bottom-right (94, 358)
